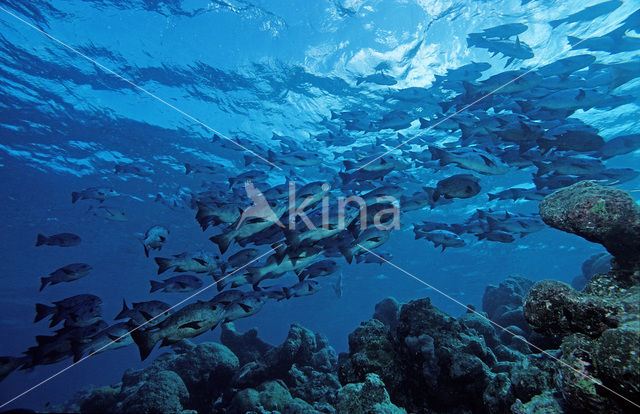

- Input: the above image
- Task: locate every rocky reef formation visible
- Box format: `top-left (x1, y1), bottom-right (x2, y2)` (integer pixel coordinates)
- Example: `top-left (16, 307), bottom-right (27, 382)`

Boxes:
top-left (527, 181), bottom-right (640, 413)
top-left (539, 180), bottom-right (640, 270)
top-left (338, 293), bottom-right (561, 414)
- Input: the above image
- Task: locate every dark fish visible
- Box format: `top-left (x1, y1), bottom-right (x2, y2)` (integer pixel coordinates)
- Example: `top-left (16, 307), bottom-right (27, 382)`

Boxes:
top-left (115, 299), bottom-right (172, 326)
top-left (150, 275), bottom-right (203, 293)
top-left (35, 294), bottom-right (103, 328)
top-left (434, 174), bottom-right (481, 200)
top-left (35, 233), bottom-right (81, 247)
top-left (600, 134), bottom-right (640, 159)
top-left (114, 163), bottom-right (153, 176)
top-left (419, 230), bottom-right (466, 251)
top-left (141, 225), bottom-right (169, 257)
top-left (131, 300), bottom-right (226, 360)
top-left (477, 230), bottom-right (516, 243)
top-left (155, 251), bottom-right (220, 274)
top-left (40, 263), bottom-right (92, 291)
top-left (297, 259), bottom-right (338, 280)
top-left (71, 187), bottom-right (119, 203)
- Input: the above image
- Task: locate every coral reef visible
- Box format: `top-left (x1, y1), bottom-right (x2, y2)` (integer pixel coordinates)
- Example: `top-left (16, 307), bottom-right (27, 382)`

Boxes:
top-left (539, 180), bottom-right (640, 269)
top-left (525, 183), bottom-right (640, 413)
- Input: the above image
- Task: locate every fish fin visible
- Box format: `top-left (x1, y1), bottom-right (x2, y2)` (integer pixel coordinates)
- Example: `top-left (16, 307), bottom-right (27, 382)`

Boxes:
top-left (355, 255), bottom-right (364, 264)
top-left (142, 241), bottom-right (150, 258)
top-left (440, 245), bottom-right (446, 252)
top-left (131, 330), bottom-right (159, 361)
top-left (39, 277), bottom-right (50, 292)
top-left (149, 280), bottom-right (164, 293)
top-left (549, 19), bottom-right (562, 29)
top-left (244, 155), bottom-right (254, 167)
top-left (139, 311), bottom-right (154, 321)
top-left (238, 303), bottom-right (251, 313)
top-left (107, 333), bottom-right (127, 343)
top-left (34, 303), bottom-right (56, 323)
top-left (339, 172), bottom-right (352, 184)
top-left (180, 321), bottom-right (202, 330)
top-left (71, 192), bottom-right (80, 203)
top-left (210, 233), bottom-right (232, 254)
top-left (115, 299), bottom-right (130, 320)
top-left (154, 257), bottom-right (173, 274)
top-left (35, 234), bottom-right (47, 247)
top-left (283, 228), bottom-right (301, 249)
top-left (339, 246), bottom-right (354, 264)
top-left (343, 160), bottom-right (357, 170)
top-left (193, 258), bottom-right (207, 266)
top-left (282, 287), bottom-right (291, 299)
top-left (487, 193), bottom-right (498, 201)
top-left (419, 117), bottom-right (429, 129)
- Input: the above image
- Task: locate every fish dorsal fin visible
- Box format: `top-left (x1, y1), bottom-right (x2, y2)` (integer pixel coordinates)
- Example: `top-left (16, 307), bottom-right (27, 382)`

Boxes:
top-left (577, 89), bottom-right (586, 100)
top-left (516, 36), bottom-right (521, 48)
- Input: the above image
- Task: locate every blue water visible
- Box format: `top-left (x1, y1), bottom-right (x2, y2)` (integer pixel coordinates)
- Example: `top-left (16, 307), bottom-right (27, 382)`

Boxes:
top-left (0, 0), bottom-right (639, 411)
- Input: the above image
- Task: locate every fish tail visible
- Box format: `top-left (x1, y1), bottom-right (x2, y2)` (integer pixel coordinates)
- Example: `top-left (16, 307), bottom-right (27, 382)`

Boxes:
top-left (243, 155), bottom-right (254, 167)
top-left (115, 299), bottom-right (130, 320)
top-left (35, 234), bottom-right (48, 246)
top-left (418, 117), bottom-right (429, 129)
top-left (343, 160), bottom-right (357, 170)
top-left (154, 257), bottom-right (173, 274)
top-left (340, 246), bottom-right (354, 264)
top-left (209, 233), bottom-right (232, 254)
top-left (34, 303), bottom-right (56, 323)
top-left (339, 172), bottom-right (352, 184)
top-left (149, 280), bottom-right (164, 293)
top-left (39, 277), bottom-right (50, 292)
top-left (131, 329), bottom-right (160, 361)
top-left (487, 193), bottom-right (498, 201)
top-left (0, 357), bottom-right (21, 382)
top-left (71, 192), bottom-right (81, 203)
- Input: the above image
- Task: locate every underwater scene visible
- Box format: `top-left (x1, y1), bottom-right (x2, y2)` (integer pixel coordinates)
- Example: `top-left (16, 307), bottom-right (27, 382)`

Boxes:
top-left (0, 0), bottom-right (639, 412)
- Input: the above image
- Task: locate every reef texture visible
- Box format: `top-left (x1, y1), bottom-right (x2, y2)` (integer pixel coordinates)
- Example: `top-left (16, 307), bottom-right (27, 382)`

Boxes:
top-left (539, 180), bottom-right (640, 270)
top-left (59, 182), bottom-right (640, 413)
top-left (525, 183), bottom-right (640, 413)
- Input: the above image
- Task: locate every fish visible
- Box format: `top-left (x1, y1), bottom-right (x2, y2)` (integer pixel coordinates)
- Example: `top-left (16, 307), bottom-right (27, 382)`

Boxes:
top-left (419, 230), bottom-right (467, 251)
top-left (246, 149), bottom-right (322, 168)
top-left (210, 201), bottom-right (287, 254)
top-left (115, 299), bottom-right (172, 326)
top-left (534, 156), bottom-right (605, 176)
top-left (355, 250), bottom-right (392, 265)
top-left (599, 134), bottom-right (640, 159)
top-left (430, 146), bottom-right (509, 175)
top-left (222, 293), bottom-right (267, 322)
top-left (376, 110), bottom-right (414, 130)
top-left (433, 174), bottom-right (482, 200)
top-left (226, 248), bottom-right (260, 270)
top-left (141, 225), bottom-right (169, 257)
top-left (71, 187), bottom-right (119, 203)
top-left (549, 0), bottom-right (622, 28)
top-left (35, 233), bottom-right (81, 247)
top-left (72, 322), bottom-right (134, 362)
top-left (91, 205), bottom-right (128, 222)
top-left (40, 263), bottom-right (92, 291)
top-left (477, 230), bottom-right (516, 243)
top-left (150, 275), bottom-right (203, 293)
top-left (282, 279), bottom-right (320, 299)
top-left (0, 356), bottom-right (28, 382)
top-left (155, 251), bottom-right (220, 274)
top-left (479, 23), bottom-right (528, 39)
top-left (228, 170), bottom-right (268, 188)
top-left (356, 73), bottom-right (397, 86)
top-left (131, 300), bottom-right (226, 360)
top-left (195, 201), bottom-right (242, 230)
top-left (487, 187), bottom-right (545, 202)
top-left (297, 259), bottom-right (338, 280)
top-left (114, 163), bottom-right (154, 177)
top-left (34, 294), bottom-right (103, 328)
top-left (332, 273), bottom-right (343, 299)
top-left (340, 227), bottom-right (391, 264)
